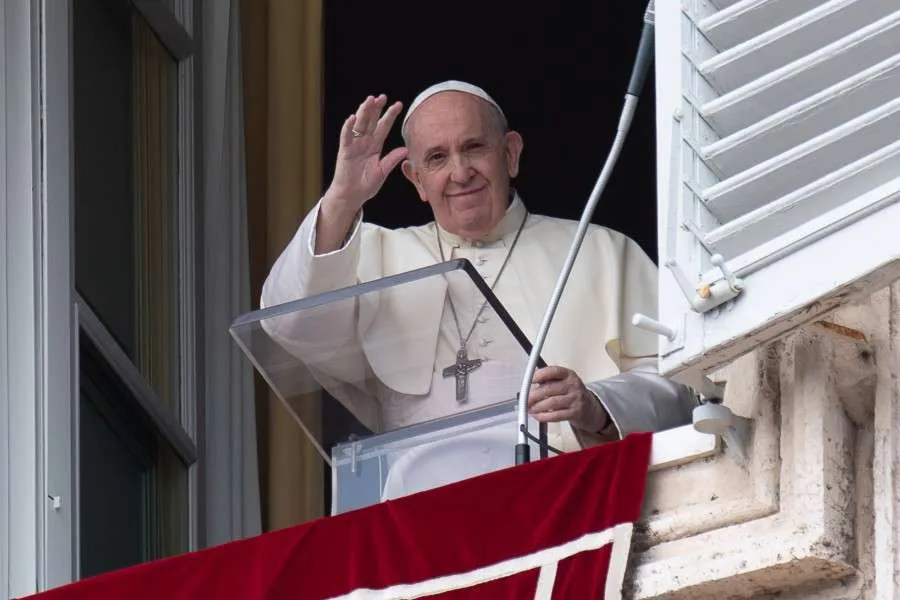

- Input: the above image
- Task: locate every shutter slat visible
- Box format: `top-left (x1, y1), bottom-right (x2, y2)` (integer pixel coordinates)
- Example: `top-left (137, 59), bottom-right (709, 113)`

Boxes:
top-left (699, 10), bottom-right (900, 136)
top-left (705, 140), bottom-right (900, 259)
top-left (699, 0), bottom-right (821, 51)
top-left (699, 0), bottom-right (896, 93)
top-left (700, 97), bottom-right (900, 222)
top-left (706, 0), bottom-right (745, 9)
top-left (701, 53), bottom-right (900, 177)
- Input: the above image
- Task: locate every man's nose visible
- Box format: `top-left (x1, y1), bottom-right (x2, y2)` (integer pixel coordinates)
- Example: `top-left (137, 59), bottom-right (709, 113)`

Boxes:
top-left (448, 153), bottom-right (474, 183)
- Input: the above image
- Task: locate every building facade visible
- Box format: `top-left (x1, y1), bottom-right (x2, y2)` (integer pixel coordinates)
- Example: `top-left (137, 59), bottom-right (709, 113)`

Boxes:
top-left (3, 0), bottom-right (899, 598)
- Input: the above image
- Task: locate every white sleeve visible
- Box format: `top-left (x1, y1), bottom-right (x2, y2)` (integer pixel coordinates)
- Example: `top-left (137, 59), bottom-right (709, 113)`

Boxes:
top-left (257, 200), bottom-right (384, 432)
top-left (260, 198), bottom-right (364, 309)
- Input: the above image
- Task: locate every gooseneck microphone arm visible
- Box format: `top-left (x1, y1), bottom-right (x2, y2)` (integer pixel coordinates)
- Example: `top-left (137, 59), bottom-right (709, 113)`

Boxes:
top-left (514, 1), bottom-right (657, 465)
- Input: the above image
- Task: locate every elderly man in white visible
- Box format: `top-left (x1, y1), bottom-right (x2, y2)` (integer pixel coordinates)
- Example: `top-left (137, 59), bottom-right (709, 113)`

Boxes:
top-left (261, 80), bottom-right (695, 497)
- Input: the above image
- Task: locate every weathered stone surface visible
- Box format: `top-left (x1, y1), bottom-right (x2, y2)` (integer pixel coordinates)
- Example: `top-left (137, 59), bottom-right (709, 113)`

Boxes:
top-left (626, 284), bottom-right (900, 599)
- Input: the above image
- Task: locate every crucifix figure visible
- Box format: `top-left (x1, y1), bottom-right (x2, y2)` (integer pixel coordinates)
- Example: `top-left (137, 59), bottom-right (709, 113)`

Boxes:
top-left (442, 346), bottom-right (483, 404)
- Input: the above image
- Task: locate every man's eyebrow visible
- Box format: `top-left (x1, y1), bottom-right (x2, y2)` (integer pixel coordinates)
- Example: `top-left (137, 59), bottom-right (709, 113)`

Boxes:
top-left (422, 143), bottom-right (447, 157)
top-left (423, 136), bottom-right (486, 156)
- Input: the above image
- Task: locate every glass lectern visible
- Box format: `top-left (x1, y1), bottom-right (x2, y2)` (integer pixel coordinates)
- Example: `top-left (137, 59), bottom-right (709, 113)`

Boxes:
top-left (230, 260), bottom-right (549, 515)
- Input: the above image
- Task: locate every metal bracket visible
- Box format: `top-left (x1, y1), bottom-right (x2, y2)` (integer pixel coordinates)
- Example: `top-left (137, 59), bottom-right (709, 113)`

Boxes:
top-left (665, 252), bottom-right (743, 314)
top-left (669, 215), bottom-right (745, 314)
top-left (670, 364), bottom-right (727, 401)
top-left (693, 401), bottom-right (751, 465)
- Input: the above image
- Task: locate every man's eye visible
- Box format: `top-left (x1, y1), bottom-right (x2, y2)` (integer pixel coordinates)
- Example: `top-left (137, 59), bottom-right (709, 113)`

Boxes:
top-left (426, 153), bottom-right (446, 164)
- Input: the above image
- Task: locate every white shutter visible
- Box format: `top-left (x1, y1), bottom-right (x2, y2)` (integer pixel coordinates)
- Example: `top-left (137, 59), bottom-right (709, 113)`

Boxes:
top-left (650, 0), bottom-right (900, 386)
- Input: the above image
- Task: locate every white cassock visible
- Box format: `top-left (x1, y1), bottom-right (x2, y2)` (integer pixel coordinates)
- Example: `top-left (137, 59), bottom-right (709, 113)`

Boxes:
top-left (260, 192), bottom-right (695, 498)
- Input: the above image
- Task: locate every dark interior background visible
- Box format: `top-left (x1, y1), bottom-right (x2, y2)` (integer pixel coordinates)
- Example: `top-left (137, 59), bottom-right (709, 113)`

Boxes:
top-left (320, 1), bottom-right (659, 510)
top-left (323, 0), bottom-right (658, 262)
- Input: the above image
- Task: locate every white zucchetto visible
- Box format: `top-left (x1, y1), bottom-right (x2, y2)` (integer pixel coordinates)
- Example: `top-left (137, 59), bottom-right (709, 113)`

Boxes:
top-left (402, 80), bottom-right (506, 129)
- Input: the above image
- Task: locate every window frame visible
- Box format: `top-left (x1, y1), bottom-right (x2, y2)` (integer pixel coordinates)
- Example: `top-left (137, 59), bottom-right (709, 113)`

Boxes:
top-left (68, 0), bottom-right (201, 576)
top-left (1, 0), bottom-right (201, 593)
top-left (76, 298), bottom-right (198, 465)
top-left (1, 0), bottom-right (76, 594)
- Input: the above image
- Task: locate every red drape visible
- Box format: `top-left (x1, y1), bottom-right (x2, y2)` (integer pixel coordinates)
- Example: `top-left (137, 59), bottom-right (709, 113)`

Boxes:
top-left (26, 433), bottom-right (652, 599)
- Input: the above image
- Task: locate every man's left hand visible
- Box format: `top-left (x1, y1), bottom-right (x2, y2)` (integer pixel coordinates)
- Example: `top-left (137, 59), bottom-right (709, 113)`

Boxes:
top-left (527, 366), bottom-right (608, 433)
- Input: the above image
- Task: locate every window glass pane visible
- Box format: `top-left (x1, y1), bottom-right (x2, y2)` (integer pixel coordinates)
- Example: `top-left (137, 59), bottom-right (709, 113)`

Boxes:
top-left (78, 336), bottom-right (188, 578)
top-left (79, 388), bottom-right (147, 577)
top-left (73, 0), bottom-right (181, 413)
top-left (73, 0), bottom-right (135, 357)
top-left (133, 14), bottom-right (180, 414)
top-left (160, 0), bottom-right (179, 16)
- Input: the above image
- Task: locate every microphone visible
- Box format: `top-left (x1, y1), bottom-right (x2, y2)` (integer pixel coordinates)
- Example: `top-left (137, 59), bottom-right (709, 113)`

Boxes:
top-left (627, 1), bottom-right (656, 97)
top-left (514, 0), bottom-right (657, 465)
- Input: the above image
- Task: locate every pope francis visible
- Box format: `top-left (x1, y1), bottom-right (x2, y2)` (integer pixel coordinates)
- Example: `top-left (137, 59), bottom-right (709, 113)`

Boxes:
top-left (260, 80), bottom-right (695, 494)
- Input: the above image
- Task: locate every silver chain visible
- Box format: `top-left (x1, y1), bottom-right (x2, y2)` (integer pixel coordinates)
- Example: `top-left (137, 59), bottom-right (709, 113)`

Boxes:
top-left (436, 210), bottom-right (529, 349)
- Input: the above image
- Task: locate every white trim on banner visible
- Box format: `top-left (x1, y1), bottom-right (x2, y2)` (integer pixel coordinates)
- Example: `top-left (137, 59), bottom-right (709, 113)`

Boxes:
top-left (329, 522), bottom-right (634, 600)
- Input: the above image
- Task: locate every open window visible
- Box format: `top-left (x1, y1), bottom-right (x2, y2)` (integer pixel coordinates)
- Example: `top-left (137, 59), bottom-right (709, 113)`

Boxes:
top-left (649, 0), bottom-right (900, 387)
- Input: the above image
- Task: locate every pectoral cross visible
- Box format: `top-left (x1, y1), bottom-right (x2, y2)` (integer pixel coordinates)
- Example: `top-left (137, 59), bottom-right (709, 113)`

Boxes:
top-left (442, 346), bottom-right (483, 404)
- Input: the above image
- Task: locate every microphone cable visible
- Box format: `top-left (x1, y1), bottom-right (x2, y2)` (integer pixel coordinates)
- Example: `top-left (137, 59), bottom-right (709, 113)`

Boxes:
top-left (515, 1), bottom-right (657, 465)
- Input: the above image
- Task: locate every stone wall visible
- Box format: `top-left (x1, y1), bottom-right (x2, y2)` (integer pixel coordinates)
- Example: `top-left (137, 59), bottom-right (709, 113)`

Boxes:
top-left (626, 282), bottom-right (900, 599)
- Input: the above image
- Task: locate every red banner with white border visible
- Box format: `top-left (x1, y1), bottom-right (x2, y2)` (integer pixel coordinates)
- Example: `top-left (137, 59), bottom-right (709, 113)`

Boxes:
top-left (26, 432), bottom-right (652, 600)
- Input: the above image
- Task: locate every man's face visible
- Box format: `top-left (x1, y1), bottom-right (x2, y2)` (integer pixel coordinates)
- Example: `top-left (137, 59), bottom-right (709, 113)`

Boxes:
top-left (401, 92), bottom-right (523, 239)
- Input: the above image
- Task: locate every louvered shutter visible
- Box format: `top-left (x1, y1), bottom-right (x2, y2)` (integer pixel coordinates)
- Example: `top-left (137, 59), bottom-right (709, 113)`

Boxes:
top-left (650, 0), bottom-right (900, 384)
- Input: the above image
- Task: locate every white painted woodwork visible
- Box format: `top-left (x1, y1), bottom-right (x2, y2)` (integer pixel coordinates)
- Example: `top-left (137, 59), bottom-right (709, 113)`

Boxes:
top-left (652, 0), bottom-right (900, 386)
top-left (699, 0), bottom-right (823, 51)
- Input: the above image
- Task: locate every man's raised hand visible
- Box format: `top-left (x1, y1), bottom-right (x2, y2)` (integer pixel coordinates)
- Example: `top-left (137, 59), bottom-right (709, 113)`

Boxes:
top-left (315, 95), bottom-right (408, 253)
top-left (329, 94), bottom-right (408, 209)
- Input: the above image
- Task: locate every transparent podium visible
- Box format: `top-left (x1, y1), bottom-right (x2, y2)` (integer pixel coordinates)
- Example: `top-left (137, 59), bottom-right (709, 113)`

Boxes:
top-left (230, 260), bottom-right (548, 515)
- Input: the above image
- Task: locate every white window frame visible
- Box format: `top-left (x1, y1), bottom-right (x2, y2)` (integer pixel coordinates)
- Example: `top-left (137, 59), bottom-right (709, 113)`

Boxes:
top-left (1, 0), bottom-right (75, 595)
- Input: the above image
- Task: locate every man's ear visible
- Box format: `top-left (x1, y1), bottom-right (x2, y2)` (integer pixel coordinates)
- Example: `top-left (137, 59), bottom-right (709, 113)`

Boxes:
top-left (401, 159), bottom-right (428, 202)
top-left (504, 130), bottom-right (524, 178)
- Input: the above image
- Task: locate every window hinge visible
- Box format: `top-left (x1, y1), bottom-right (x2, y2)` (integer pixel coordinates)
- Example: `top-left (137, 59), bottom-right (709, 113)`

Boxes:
top-left (47, 494), bottom-right (62, 511)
